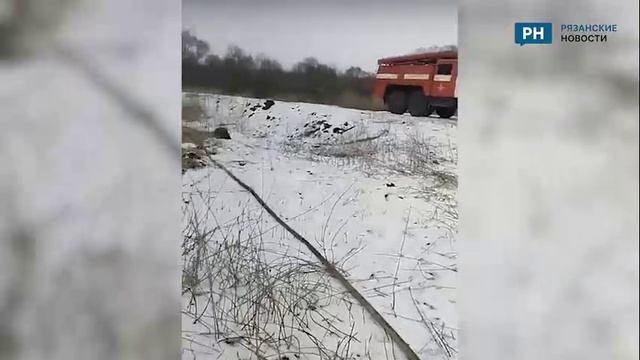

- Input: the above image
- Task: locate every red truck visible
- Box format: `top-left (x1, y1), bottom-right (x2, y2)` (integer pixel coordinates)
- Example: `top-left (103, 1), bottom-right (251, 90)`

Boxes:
top-left (372, 51), bottom-right (458, 118)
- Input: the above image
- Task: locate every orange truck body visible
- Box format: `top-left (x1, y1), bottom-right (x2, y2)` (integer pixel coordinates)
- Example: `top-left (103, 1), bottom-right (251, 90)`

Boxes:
top-left (372, 51), bottom-right (458, 118)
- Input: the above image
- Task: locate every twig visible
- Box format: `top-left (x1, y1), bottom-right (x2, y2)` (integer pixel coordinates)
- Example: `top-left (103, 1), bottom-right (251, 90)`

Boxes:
top-left (392, 206), bottom-right (411, 316)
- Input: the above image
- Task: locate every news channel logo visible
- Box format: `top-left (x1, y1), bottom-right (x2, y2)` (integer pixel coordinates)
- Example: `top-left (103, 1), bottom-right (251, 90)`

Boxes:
top-left (515, 22), bottom-right (617, 45)
top-left (514, 22), bottom-right (552, 45)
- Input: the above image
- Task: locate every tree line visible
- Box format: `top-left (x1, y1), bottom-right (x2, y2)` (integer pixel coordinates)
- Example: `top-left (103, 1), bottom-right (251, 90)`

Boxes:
top-left (182, 30), bottom-right (377, 109)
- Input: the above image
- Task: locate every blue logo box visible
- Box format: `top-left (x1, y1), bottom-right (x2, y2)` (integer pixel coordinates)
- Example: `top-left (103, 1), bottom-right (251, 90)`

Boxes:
top-left (515, 22), bottom-right (552, 45)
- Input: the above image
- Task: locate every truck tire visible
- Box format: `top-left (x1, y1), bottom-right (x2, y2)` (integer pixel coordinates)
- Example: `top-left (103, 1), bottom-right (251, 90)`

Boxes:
top-left (407, 91), bottom-right (430, 117)
top-left (386, 90), bottom-right (407, 115)
top-left (425, 106), bottom-right (434, 117)
top-left (436, 106), bottom-right (457, 119)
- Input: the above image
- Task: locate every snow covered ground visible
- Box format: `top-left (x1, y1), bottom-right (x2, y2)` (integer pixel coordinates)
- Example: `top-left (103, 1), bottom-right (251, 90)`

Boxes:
top-left (181, 94), bottom-right (458, 360)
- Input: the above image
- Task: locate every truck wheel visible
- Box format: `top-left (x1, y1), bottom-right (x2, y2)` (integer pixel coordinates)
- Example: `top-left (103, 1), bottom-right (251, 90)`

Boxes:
top-left (436, 106), bottom-right (457, 119)
top-left (425, 105), bottom-right (434, 117)
top-left (408, 91), bottom-right (429, 117)
top-left (386, 90), bottom-right (407, 115)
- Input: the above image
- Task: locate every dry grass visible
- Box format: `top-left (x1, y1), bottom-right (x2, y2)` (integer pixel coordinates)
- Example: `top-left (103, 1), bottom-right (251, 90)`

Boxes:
top-left (334, 90), bottom-right (385, 111)
top-left (181, 189), bottom-right (368, 360)
top-left (282, 127), bottom-right (458, 190)
top-left (281, 127), bottom-right (459, 234)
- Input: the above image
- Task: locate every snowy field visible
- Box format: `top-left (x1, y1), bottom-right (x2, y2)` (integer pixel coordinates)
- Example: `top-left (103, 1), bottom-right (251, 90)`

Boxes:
top-left (181, 93), bottom-right (458, 360)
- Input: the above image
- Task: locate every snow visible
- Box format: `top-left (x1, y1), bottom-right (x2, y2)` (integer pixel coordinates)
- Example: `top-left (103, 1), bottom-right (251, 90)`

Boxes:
top-left (182, 94), bottom-right (458, 359)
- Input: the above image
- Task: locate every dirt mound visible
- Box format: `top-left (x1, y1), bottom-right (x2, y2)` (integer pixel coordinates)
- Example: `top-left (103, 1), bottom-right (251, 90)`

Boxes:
top-left (262, 99), bottom-right (275, 110)
top-left (212, 127), bottom-right (231, 139)
top-left (289, 119), bottom-right (355, 140)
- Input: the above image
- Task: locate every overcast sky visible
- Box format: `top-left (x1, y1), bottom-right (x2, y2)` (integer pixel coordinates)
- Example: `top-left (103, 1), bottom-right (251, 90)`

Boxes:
top-left (183, 0), bottom-right (457, 72)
